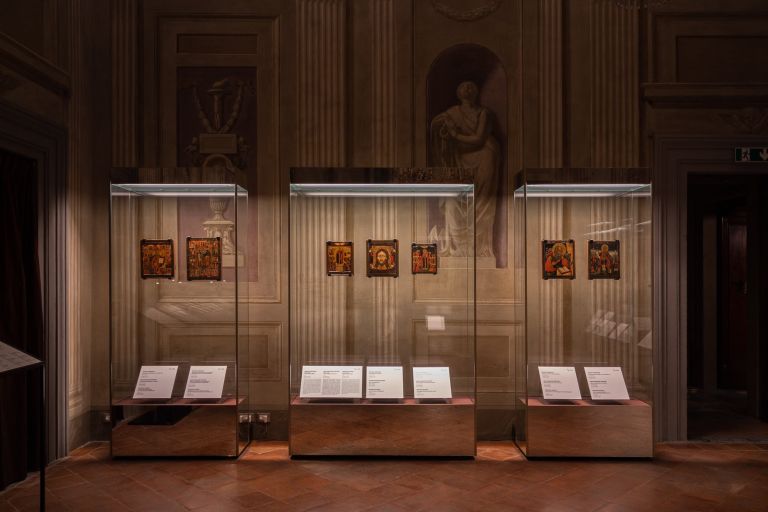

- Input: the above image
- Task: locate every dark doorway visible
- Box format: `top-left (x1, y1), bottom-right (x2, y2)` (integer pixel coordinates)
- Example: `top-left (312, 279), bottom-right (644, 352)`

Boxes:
top-left (0, 148), bottom-right (44, 490)
top-left (687, 175), bottom-right (768, 441)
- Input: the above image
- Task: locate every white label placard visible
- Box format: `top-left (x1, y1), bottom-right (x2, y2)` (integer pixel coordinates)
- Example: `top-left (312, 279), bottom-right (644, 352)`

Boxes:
top-left (133, 365), bottom-right (178, 399)
top-left (538, 366), bottom-right (581, 400)
top-left (426, 315), bottom-right (446, 331)
top-left (413, 367), bottom-right (452, 399)
top-left (584, 367), bottom-right (630, 400)
top-left (299, 365), bottom-right (363, 398)
top-left (183, 366), bottom-right (227, 399)
top-left (366, 366), bottom-right (404, 399)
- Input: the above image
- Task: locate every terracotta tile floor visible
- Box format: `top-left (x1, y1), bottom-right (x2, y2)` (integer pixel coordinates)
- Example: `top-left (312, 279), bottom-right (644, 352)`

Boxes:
top-left (1, 441), bottom-right (767, 511)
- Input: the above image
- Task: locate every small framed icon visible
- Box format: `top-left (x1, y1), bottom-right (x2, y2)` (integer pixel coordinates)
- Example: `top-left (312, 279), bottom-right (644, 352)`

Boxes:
top-left (411, 243), bottom-right (438, 275)
top-left (186, 237), bottom-right (222, 281)
top-left (326, 241), bottom-right (354, 276)
top-left (542, 239), bottom-right (575, 280)
top-left (367, 239), bottom-right (399, 278)
top-left (140, 239), bottom-right (174, 279)
top-left (588, 240), bottom-right (620, 280)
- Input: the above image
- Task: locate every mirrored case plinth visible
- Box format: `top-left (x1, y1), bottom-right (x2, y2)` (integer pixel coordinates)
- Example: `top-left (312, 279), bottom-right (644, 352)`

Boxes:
top-left (110, 167), bottom-right (250, 457)
top-left (513, 168), bottom-right (653, 458)
top-left (289, 168), bottom-right (477, 457)
top-left (290, 397), bottom-right (475, 456)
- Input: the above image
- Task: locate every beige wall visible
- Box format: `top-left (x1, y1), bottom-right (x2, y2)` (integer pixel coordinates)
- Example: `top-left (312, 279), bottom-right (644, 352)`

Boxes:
top-left (91, 0), bottom-right (768, 443)
top-left (3, 0), bottom-right (768, 449)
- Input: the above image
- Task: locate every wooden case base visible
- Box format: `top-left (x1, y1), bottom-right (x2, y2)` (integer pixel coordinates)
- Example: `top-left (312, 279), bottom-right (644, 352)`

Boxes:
top-left (520, 398), bottom-right (652, 458)
top-left (111, 398), bottom-right (249, 457)
top-left (290, 396), bottom-right (476, 456)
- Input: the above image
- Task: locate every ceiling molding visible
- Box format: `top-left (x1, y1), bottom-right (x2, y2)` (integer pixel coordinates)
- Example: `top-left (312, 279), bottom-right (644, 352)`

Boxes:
top-left (642, 83), bottom-right (768, 107)
top-left (0, 32), bottom-right (70, 97)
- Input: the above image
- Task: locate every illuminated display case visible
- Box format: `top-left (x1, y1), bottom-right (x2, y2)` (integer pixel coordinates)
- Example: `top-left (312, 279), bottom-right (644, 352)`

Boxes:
top-left (513, 168), bottom-right (653, 457)
top-left (109, 167), bottom-right (250, 457)
top-left (289, 167), bottom-right (476, 456)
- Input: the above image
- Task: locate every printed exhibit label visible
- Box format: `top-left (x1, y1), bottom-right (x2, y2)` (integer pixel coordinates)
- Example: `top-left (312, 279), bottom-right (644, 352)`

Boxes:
top-left (183, 366), bottom-right (227, 399)
top-left (133, 365), bottom-right (178, 399)
top-left (584, 367), bottom-right (630, 400)
top-left (538, 366), bottom-right (581, 400)
top-left (300, 365), bottom-right (363, 398)
top-left (413, 366), bottom-right (452, 399)
top-left (366, 366), bottom-right (404, 399)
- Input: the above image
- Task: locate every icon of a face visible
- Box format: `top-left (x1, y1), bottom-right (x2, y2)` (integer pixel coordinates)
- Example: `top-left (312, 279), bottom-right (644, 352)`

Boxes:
top-left (376, 249), bottom-right (388, 266)
top-left (552, 243), bottom-right (565, 260)
top-left (600, 244), bottom-right (610, 256)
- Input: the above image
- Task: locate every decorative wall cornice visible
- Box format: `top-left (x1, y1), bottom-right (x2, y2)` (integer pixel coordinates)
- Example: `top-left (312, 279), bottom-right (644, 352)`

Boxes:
top-left (0, 32), bottom-right (70, 96)
top-left (430, 0), bottom-right (502, 22)
top-left (642, 83), bottom-right (768, 107)
top-left (716, 108), bottom-right (768, 134)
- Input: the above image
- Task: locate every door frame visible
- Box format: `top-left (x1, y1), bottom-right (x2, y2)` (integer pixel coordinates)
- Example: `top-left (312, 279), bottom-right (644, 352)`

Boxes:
top-left (0, 99), bottom-right (68, 459)
top-left (654, 135), bottom-right (768, 441)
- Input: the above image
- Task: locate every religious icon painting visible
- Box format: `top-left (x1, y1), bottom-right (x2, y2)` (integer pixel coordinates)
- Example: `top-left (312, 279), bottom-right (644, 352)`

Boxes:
top-left (326, 241), bottom-right (353, 276)
top-left (140, 239), bottom-right (174, 279)
top-left (411, 243), bottom-right (438, 275)
top-left (186, 237), bottom-right (222, 281)
top-left (542, 239), bottom-right (575, 280)
top-left (588, 240), bottom-right (620, 280)
top-left (367, 239), bottom-right (399, 278)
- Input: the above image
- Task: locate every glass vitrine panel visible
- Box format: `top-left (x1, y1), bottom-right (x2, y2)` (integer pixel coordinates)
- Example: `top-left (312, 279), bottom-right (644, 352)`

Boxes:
top-left (289, 167), bottom-right (476, 456)
top-left (514, 168), bottom-right (653, 457)
top-left (109, 167), bottom-right (250, 457)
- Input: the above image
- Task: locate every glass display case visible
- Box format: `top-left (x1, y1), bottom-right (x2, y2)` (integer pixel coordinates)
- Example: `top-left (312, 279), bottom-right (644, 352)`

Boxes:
top-left (513, 168), bottom-right (652, 457)
top-left (289, 167), bottom-right (476, 456)
top-left (110, 167), bottom-right (250, 457)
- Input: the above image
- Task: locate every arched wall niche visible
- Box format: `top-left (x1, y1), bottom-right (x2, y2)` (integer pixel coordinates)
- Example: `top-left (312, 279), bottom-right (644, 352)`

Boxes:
top-left (427, 44), bottom-right (508, 268)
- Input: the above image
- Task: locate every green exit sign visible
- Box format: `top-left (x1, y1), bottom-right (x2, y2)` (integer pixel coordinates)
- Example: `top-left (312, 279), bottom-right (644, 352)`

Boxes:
top-left (735, 147), bottom-right (768, 162)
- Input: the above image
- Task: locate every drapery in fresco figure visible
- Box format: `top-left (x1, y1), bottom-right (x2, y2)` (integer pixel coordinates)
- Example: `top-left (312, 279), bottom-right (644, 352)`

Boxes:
top-left (430, 81), bottom-right (499, 258)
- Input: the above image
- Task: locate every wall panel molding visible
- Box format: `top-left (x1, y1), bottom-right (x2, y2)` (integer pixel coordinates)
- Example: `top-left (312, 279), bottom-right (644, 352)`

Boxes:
top-left (111, 0), bottom-right (138, 167)
top-left (370, 0), bottom-right (398, 357)
top-left (0, 31), bottom-right (70, 97)
top-left (589, 1), bottom-right (640, 167)
top-left (291, 0), bottom-right (348, 366)
top-left (110, 0), bottom-right (140, 413)
top-left (296, 0), bottom-right (347, 166)
top-left (538, 0), bottom-right (562, 168)
top-left (648, 11), bottom-right (768, 84)
top-left (66, 0), bottom-right (87, 428)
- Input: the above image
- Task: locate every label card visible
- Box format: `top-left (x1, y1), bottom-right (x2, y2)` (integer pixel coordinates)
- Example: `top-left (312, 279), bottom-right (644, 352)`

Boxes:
top-left (300, 365), bottom-right (363, 398)
top-left (366, 366), bottom-right (404, 399)
top-left (183, 366), bottom-right (227, 399)
top-left (413, 366), bottom-right (452, 399)
top-left (584, 367), bottom-right (630, 400)
top-left (537, 366), bottom-right (581, 400)
top-left (133, 365), bottom-right (178, 399)
top-left (426, 315), bottom-right (446, 331)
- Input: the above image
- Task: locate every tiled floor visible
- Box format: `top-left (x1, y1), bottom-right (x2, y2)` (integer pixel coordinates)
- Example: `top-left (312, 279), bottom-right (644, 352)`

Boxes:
top-left (1, 441), bottom-right (767, 511)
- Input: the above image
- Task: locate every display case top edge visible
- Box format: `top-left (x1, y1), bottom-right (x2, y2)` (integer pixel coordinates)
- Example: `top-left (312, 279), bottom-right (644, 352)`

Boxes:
top-left (110, 166), bottom-right (247, 189)
top-left (290, 166), bottom-right (474, 185)
top-left (514, 167), bottom-right (651, 190)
